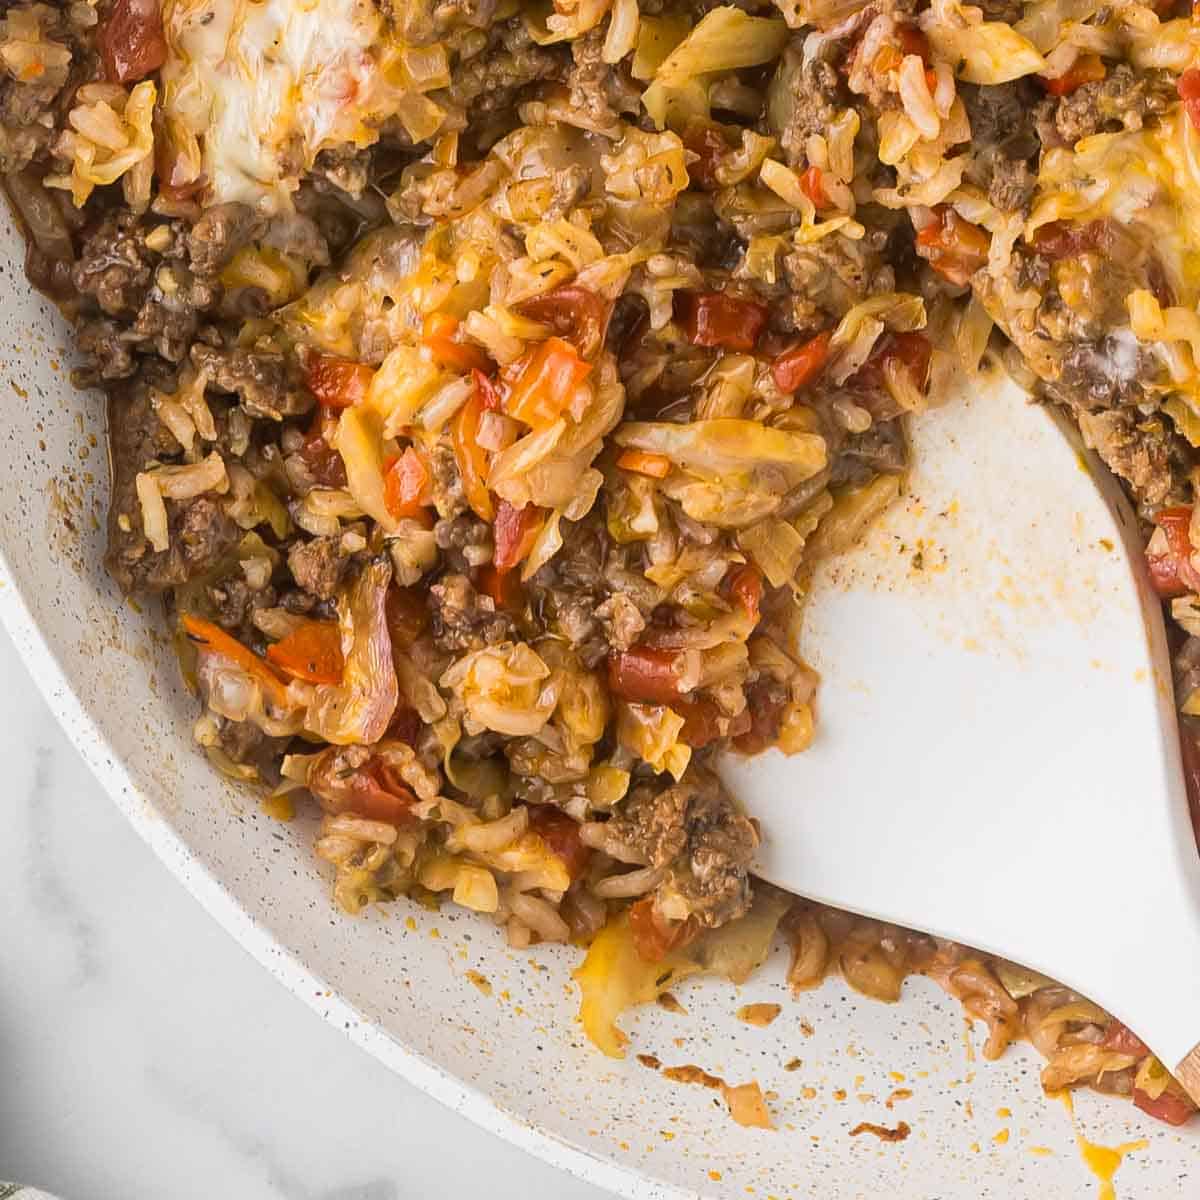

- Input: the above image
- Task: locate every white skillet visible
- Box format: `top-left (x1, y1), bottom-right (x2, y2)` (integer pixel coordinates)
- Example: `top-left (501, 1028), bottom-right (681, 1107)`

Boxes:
top-left (724, 367), bottom-right (1200, 1104)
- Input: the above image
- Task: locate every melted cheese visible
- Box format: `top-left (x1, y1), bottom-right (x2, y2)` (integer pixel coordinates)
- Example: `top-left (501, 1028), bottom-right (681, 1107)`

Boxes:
top-left (160, 0), bottom-right (396, 212)
top-left (1027, 108), bottom-right (1200, 306)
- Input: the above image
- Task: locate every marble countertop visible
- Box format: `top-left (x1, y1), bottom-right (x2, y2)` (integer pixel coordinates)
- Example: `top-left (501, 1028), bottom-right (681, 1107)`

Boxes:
top-left (0, 628), bottom-right (606, 1200)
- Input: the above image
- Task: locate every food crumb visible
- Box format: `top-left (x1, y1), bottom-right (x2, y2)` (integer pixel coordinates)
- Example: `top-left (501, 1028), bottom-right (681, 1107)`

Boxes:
top-left (970, 1142), bottom-right (981, 1153)
top-left (856, 1093), bottom-right (875, 1104)
top-left (997, 1107), bottom-right (1012, 1118)
top-left (737, 1003), bottom-right (782, 1027)
top-left (638, 1054), bottom-right (662, 1070)
top-left (993, 1129), bottom-right (1010, 1146)
top-left (800, 1020), bottom-right (815, 1037)
top-left (663, 1064), bottom-right (723, 1089)
top-left (833, 1089), bottom-right (847, 1102)
top-left (709, 1171), bottom-right (722, 1182)
top-left (405, 916), bottom-right (417, 932)
top-left (784, 1058), bottom-right (803, 1071)
top-left (465, 970), bottom-right (492, 996)
top-left (849, 1121), bottom-right (911, 1143)
top-left (801, 1087), bottom-right (817, 1100)
top-left (888, 1071), bottom-right (906, 1083)
top-left (721, 1081), bottom-right (774, 1130)
top-left (657, 991), bottom-right (687, 1015)
top-left (1029, 1146), bottom-right (1053, 1157)
top-left (885, 1088), bottom-right (913, 1109)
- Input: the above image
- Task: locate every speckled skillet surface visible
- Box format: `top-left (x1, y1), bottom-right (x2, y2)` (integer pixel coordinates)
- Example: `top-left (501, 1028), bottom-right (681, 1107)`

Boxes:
top-left (1, 223), bottom-right (1196, 1198)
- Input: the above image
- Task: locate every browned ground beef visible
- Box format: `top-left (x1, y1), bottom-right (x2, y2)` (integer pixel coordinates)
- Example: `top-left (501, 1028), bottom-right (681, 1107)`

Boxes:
top-left (565, 27), bottom-right (639, 131)
top-left (960, 83), bottom-right (1040, 213)
top-left (429, 573), bottom-right (515, 653)
top-left (768, 43), bottom-right (847, 169)
top-left (603, 768), bottom-right (759, 926)
top-left (104, 382), bottom-right (241, 592)
top-left (185, 203), bottom-right (268, 274)
top-left (190, 343), bottom-right (314, 421)
top-left (442, 18), bottom-right (565, 114)
top-left (287, 536), bottom-right (353, 601)
top-left (1035, 65), bottom-right (1177, 148)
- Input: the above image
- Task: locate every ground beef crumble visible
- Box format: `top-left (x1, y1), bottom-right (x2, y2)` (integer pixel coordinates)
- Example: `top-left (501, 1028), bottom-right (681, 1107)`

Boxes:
top-left (603, 768), bottom-right (759, 927)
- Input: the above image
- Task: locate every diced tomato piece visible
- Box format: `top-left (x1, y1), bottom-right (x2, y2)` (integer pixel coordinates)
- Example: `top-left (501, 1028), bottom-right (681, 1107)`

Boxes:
top-left (385, 586), bottom-right (429, 647)
top-left (629, 896), bottom-right (700, 963)
top-left (420, 312), bottom-right (493, 374)
top-left (1101, 1020), bottom-right (1151, 1058)
top-left (675, 696), bottom-right (752, 748)
top-left (1146, 506), bottom-right (1199, 598)
top-left (725, 564), bottom-right (763, 622)
top-left (1042, 54), bottom-right (1106, 95)
top-left (387, 705), bottom-right (423, 746)
top-left (452, 386), bottom-right (494, 521)
top-left (181, 613), bottom-right (291, 709)
top-left (799, 165), bottom-right (829, 209)
top-left (347, 777), bottom-right (418, 826)
top-left (681, 122), bottom-right (729, 190)
top-left (514, 285), bottom-right (613, 359)
top-left (607, 646), bottom-right (686, 705)
top-left (676, 291), bottom-right (769, 352)
top-left (477, 563), bottom-right (524, 610)
top-left (503, 336), bottom-right (593, 428)
top-left (383, 446), bottom-right (433, 522)
top-left (896, 24), bottom-right (931, 63)
top-left (616, 449), bottom-right (672, 479)
top-left (528, 805), bottom-right (592, 880)
top-left (773, 329), bottom-right (833, 394)
top-left (304, 354), bottom-right (374, 409)
top-left (492, 500), bottom-right (543, 574)
top-left (298, 427), bottom-right (347, 488)
top-left (1133, 1085), bottom-right (1197, 1127)
top-left (884, 331), bottom-right (933, 386)
top-left (265, 619), bottom-right (344, 685)
top-left (916, 207), bottom-right (991, 286)
top-left (308, 746), bottom-right (418, 825)
top-left (1179, 68), bottom-right (1200, 131)
top-left (853, 331), bottom-right (933, 397)
top-left (1032, 221), bottom-right (1087, 261)
top-left (732, 682), bottom-right (788, 755)
top-left (98, 0), bottom-right (166, 82)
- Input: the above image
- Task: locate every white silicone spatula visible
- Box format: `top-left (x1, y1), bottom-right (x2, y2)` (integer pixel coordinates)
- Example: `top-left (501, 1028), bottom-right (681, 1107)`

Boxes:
top-left (722, 367), bottom-right (1200, 1104)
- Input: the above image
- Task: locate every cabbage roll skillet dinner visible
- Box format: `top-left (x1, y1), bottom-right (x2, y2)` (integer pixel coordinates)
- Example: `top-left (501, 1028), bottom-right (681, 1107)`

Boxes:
top-left (9, 0), bottom-right (1200, 1129)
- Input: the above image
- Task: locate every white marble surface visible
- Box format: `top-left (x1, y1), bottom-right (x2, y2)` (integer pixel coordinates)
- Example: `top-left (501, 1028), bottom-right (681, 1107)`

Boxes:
top-left (0, 628), bottom-right (606, 1200)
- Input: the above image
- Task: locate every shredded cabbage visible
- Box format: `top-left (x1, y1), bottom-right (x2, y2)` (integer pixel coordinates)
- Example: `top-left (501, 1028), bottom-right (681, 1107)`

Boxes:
top-left (642, 7), bottom-right (788, 129)
top-left (306, 560), bottom-right (399, 745)
top-left (616, 702), bottom-right (691, 780)
top-left (574, 912), bottom-right (701, 1057)
top-left (440, 643), bottom-right (558, 737)
top-left (574, 886), bottom-right (793, 1057)
top-left (921, 14), bottom-right (1045, 84)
